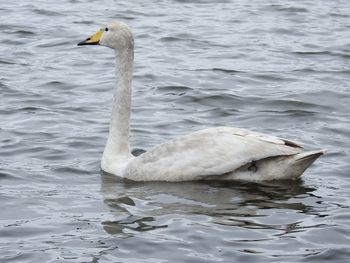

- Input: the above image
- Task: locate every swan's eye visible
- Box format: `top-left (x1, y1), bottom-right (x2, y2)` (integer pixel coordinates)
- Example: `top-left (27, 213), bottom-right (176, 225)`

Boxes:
top-left (105, 28), bottom-right (109, 32)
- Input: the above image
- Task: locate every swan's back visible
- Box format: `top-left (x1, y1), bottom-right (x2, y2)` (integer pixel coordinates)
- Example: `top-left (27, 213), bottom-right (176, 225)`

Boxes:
top-left (124, 127), bottom-right (309, 181)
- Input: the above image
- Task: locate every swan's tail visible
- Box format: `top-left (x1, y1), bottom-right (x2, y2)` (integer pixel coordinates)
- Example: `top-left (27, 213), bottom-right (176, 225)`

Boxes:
top-left (294, 149), bottom-right (325, 162)
top-left (285, 149), bottom-right (325, 179)
top-left (218, 149), bottom-right (325, 181)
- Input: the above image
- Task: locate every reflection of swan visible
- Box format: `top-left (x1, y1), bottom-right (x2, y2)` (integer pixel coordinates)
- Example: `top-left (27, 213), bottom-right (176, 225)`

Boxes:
top-left (99, 171), bottom-right (316, 235)
top-left (78, 21), bottom-right (324, 182)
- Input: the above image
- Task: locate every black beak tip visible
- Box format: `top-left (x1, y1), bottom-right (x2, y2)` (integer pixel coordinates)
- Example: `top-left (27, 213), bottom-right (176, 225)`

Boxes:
top-left (77, 37), bottom-right (91, 46)
top-left (77, 40), bottom-right (99, 46)
top-left (77, 40), bottom-right (87, 46)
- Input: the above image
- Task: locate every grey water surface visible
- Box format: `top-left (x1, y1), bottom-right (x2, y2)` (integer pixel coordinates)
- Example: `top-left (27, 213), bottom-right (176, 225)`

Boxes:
top-left (1, 0), bottom-right (350, 262)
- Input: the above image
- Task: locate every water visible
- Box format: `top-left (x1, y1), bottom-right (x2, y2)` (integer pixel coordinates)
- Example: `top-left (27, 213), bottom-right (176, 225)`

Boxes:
top-left (1, 0), bottom-right (350, 262)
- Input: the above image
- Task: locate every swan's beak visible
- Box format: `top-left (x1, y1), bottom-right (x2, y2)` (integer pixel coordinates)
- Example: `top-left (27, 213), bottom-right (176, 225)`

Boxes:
top-left (77, 29), bottom-right (103, 46)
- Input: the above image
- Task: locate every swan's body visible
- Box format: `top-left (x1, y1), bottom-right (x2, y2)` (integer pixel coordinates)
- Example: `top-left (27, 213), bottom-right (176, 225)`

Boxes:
top-left (78, 21), bottom-right (324, 182)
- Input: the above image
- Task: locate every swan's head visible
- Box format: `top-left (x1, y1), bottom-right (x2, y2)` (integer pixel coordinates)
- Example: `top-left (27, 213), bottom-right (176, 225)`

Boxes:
top-left (78, 21), bottom-right (133, 51)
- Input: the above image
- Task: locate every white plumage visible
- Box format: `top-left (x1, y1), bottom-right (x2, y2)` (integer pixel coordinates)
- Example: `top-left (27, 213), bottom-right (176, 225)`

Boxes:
top-left (78, 21), bottom-right (324, 182)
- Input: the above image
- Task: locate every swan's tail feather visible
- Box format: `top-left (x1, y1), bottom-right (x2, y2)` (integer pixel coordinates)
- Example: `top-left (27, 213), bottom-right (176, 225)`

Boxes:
top-left (217, 149), bottom-right (325, 181)
top-left (294, 149), bottom-right (325, 164)
top-left (287, 149), bottom-right (325, 178)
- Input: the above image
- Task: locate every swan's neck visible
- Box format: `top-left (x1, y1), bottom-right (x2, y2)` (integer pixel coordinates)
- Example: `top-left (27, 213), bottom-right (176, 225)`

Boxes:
top-left (102, 47), bottom-right (134, 172)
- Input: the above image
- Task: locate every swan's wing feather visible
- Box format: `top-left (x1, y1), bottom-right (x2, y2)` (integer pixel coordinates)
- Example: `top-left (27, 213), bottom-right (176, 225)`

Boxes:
top-left (125, 127), bottom-right (302, 181)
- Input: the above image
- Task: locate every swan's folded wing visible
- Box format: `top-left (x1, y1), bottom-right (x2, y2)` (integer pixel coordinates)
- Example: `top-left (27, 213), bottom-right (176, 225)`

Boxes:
top-left (125, 127), bottom-right (303, 181)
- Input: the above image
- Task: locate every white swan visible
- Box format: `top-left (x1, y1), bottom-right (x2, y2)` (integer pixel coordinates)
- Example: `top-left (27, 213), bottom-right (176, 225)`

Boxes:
top-left (78, 21), bottom-right (324, 182)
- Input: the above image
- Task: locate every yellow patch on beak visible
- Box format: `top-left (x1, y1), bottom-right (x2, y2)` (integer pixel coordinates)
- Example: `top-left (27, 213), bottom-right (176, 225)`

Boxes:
top-left (77, 29), bottom-right (103, 46)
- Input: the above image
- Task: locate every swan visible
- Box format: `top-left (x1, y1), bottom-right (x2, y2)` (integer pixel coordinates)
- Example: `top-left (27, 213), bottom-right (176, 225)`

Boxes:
top-left (78, 21), bottom-right (324, 182)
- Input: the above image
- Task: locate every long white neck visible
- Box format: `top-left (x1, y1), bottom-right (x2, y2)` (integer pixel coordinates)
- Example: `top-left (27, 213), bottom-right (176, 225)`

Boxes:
top-left (102, 47), bottom-right (134, 172)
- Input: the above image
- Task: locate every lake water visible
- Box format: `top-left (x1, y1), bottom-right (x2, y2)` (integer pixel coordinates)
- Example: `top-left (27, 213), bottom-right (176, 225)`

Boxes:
top-left (1, 0), bottom-right (350, 262)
